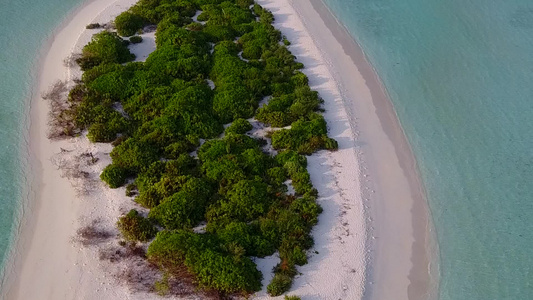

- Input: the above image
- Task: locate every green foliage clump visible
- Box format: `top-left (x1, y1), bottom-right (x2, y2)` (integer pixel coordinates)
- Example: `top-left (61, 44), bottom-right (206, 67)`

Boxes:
top-left (129, 35), bottom-right (143, 43)
top-left (267, 273), bottom-right (293, 296)
top-left (147, 230), bottom-right (262, 294)
top-left (253, 4), bottom-right (274, 24)
top-left (76, 31), bottom-right (135, 70)
top-left (115, 11), bottom-right (145, 36)
top-left (284, 295), bottom-right (301, 300)
top-left (225, 118), bottom-right (253, 135)
top-left (68, 0), bottom-right (339, 297)
top-left (87, 123), bottom-right (117, 142)
top-left (100, 164), bottom-right (127, 188)
top-left (110, 138), bottom-right (161, 174)
top-left (271, 115), bottom-right (338, 154)
top-left (256, 85), bottom-right (321, 127)
top-left (117, 209), bottom-right (157, 242)
top-left (149, 177), bottom-right (213, 229)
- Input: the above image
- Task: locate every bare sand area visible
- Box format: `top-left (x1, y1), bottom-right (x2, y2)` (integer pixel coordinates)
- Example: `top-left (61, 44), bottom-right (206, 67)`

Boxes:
top-left (283, 1), bottom-right (437, 299)
top-left (1, 0), bottom-right (435, 299)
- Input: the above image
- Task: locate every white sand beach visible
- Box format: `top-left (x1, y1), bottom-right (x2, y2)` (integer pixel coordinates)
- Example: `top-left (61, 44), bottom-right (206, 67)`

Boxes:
top-left (1, 0), bottom-right (434, 299)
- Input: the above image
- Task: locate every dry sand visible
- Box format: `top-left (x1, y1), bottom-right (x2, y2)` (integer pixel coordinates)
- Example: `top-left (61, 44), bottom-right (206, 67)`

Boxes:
top-left (282, 1), bottom-right (437, 299)
top-left (1, 0), bottom-right (165, 299)
top-left (1, 0), bottom-right (435, 299)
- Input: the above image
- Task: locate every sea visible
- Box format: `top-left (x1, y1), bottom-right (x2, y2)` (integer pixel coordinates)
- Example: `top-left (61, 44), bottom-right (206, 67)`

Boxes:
top-left (0, 0), bottom-right (531, 298)
top-left (0, 0), bottom-right (85, 282)
top-left (323, 0), bottom-right (533, 299)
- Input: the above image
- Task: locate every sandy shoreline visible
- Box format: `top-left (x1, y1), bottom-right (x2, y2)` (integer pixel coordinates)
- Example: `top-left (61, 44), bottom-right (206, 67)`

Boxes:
top-left (291, 1), bottom-right (438, 299)
top-left (1, 0), bottom-right (435, 299)
top-left (2, 0), bottom-right (146, 298)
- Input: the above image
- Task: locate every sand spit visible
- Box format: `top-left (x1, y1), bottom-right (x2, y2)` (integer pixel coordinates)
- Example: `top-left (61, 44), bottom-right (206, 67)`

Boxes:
top-left (3, 0), bottom-right (434, 299)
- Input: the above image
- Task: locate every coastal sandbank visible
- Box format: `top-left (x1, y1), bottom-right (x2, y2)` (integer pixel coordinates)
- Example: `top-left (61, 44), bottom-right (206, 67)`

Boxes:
top-left (2, 0), bottom-right (435, 299)
top-left (287, 0), bottom-right (437, 299)
top-left (1, 0), bottom-right (163, 299)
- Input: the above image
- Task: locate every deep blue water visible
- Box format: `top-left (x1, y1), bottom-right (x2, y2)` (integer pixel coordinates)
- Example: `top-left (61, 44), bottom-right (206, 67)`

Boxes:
top-left (0, 0), bottom-right (85, 279)
top-left (323, 0), bottom-right (533, 299)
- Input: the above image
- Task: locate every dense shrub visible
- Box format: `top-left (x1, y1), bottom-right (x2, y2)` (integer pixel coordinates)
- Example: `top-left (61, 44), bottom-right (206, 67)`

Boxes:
top-left (100, 164), bottom-right (127, 188)
top-left (115, 11), bottom-right (145, 36)
top-left (267, 273), bottom-right (293, 296)
top-left (76, 31), bottom-right (135, 70)
top-left (87, 123), bottom-right (117, 142)
top-left (110, 138), bottom-right (161, 174)
top-left (149, 178), bottom-right (212, 229)
top-left (225, 118), bottom-right (253, 135)
top-left (136, 186), bottom-right (161, 208)
top-left (117, 209), bottom-right (157, 241)
top-left (129, 35), bottom-right (143, 43)
top-left (147, 230), bottom-right (262, 294)
top-left (69, 0), bottom-right (338, 297)
top-left (271, 115), bottom-right (338, 154)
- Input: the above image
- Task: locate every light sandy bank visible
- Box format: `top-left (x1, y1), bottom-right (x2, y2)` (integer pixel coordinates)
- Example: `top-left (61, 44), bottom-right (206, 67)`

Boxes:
top-left (257, 0), bottom-right (437, 300)
top-left (2, 0), bottom-right (435, 299)
top-left (1, 0), bottom-right (160, 299)
top-left (254, 0), bottom-right (368, 299)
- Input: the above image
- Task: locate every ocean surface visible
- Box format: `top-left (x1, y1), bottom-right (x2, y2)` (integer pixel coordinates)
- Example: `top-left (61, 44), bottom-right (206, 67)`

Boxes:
top-left (0, 0), bottom-right (85, 280)
top-left (323, 0), bottom-right (533, 299)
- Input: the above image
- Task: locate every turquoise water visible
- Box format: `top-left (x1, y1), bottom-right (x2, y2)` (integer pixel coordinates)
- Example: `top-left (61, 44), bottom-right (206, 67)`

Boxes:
top-left (0, 0), bottom-right (85, 279)
top-left (323, 0), bottom-right (533, 299)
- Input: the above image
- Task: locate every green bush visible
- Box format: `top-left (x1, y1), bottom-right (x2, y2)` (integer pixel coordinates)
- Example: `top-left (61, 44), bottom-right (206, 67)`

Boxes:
top-left (76, 31), bottom-right (135, 70)
top-left (100, 164), bottom-right (127, 188)
top-left (147, 230), bottom-right (262, 294)
top-left (136, 187), bottom-right (161, 208)
top-left (115, 11), bottom-right (145, 36)
top-left (68, 0), bottom-right (339, 297)
top-left (225, 118), bottom-right (253, 135)
top-left (271, 116), bottom-right (337, 155)
top-left (87, 123), bottom-right (116, 142)
top-left (267, 273), bottom-right (293, 296)
top-left (117, 209), bottom-right (157, 242)
top-left (284, 296), bottom-right (301, 300)
top-left (129, 35), bottom-right (143, 44)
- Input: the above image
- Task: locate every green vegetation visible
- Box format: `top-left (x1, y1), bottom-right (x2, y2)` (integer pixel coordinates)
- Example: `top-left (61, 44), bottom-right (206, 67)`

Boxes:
top-left (267, 272), bottom-right (293, 296)
top-left (115, 11), bottom-right (145, 36)
top-left (117, 209), bottom-right (157, 242)
top-left (76, 31), bottom-right (135, 70)
top-left (100, 163), bottom-right (127, 188)
top-left (271, 114), bottom-right (338, 154)
top-left (284, 295), bottom-right (302, 300)
top-left (129, 35), bottom-right (143, 43)
top-left (68, 0), bottom-right (337, 297)
top-left (225, 118), bottom-right (253, 135)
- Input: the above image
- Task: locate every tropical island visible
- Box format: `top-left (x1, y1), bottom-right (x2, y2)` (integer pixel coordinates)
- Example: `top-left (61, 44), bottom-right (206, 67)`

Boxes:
top-left (51, 0), bottom-right (338, 297)
top-left (3, 0), bottom-right (432, 298)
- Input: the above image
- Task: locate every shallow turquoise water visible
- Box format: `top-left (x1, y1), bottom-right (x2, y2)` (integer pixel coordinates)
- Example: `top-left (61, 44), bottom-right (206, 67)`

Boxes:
top-left (323, 0), bottom-right (533, 299)
top-left (0, 0), bottom-right (85, 278)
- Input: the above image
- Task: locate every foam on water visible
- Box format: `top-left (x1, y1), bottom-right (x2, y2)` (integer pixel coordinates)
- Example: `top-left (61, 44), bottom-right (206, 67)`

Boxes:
top-left (0, 0), bottom-right (85, 280)
top-left (323, 0), bottom-right (533, 299)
